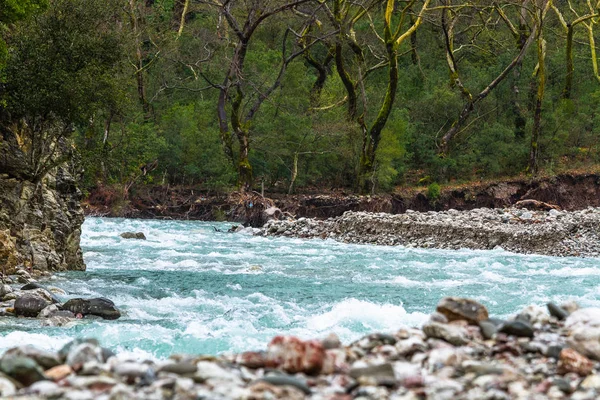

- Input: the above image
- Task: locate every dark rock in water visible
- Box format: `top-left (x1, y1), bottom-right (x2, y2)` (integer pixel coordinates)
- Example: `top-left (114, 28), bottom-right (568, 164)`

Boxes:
top-left (547, 302), bottom-right (569, 320)
top-left (14, 294), bottom-right (50, 317)
top-left (0, 356), bottom-right (46, 386)
top-left (498, 320), bottom-right (534, 338)
top-left (479, 320), bottom-right (498, 340)
top-left (436, 297), bottom-right (489, 325)
top-left (259, 374), bottom-right (311, 395)
top-left (61, 298), bottom-right (121, 320)
top-left (21, 283), bottom-right (61, 304)
top-left (120, 232), bottom-right (146, 240)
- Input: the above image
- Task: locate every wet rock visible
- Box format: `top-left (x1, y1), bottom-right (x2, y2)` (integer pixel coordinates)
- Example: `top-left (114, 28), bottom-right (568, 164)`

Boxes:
top-left (120, 232), bottom-right (146, 240)
top-left (3, 346), bottom-right (60, 370)
top-left (61, 297), bottom-right (121, 320)
top-left (259, 374), bottom-right (311, 394)
top-left (557, 348), bottom-right (594, 376)
top-left (498, 320), bottom-right (534, 338)
top-left (20, 283), bottom-right (61, 303)
top-left (422, 321), bottom-right (469, 346)
top-left (14, 293), bottom-right (50, 317)
top-left (38, 304), bottom-right (60, 318)
top-left (547, 302), bottom-right (569, 320)
top-left (436, 297), bottom-right (488, 325)
top-left (266, 335), bottom-right (326, 375)
top-left (0, 356), bottom-right (46, 386)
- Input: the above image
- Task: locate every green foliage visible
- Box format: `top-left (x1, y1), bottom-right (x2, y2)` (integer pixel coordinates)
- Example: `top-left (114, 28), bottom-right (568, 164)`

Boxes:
top-left (6, 0), bottom-right (600, 193)
top-left (427, 183), bottom-right (441, 202)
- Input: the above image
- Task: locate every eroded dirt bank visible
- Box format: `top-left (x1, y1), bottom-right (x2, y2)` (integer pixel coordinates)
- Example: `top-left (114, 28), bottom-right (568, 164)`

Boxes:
top-left (83, 173), bottom-right (600, 225)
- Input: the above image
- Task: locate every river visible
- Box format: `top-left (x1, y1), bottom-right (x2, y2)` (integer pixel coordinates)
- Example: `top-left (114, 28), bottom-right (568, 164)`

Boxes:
top-left (2, 217), bottom-right (600, 359)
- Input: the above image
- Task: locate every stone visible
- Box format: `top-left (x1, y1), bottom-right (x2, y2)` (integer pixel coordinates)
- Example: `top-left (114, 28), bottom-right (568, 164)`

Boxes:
top-left (26, 380), bottom-right (64, 397)
top-left (479, 320), bottom-right (498, 340)
top-left (0, 356), bottom-right (46, 386)
top-left (66, 343), bottom-right (103, 368)
top-left (266, 335), bottom-right (326, 375)
top-left (547, 303), bottom-right (569, 320)
top-left (0, 376), bottom-right (16, 397)
top-left (20, 283), bottom-right (61, 303)
top-left (518, 304), bottom-right (550, 325)
top-left (38, 304), bottom-right (60, 318)
top-left (322, 333), bottom-right (342, 349)
top-left (422, 321), bottom-right (469, 346)
top-left (120, 232), bottom-right (146, 240)
top-left (498, 320), bottom-right (534, 338)
top-left (258, 374), bottom-right (311, 395)
top-left (581, 374), bottom-right (600, 390)
top-left (61, 297), bottom-right (121, 320)
top-left (14, 294), bottom-right (50, 317)
top-left (45, 364), bottom-right (73, 381)
top-left (436, 297), bottom-right (488, 325)
top-left (349, 363), bottom-right (395, 381)
top-left (113, 362), bottom-right (150, 379)
top-left (3, 346), bottom-right (60, 370)
top-left (557, 348), bottom-right (594, 376)
top-left (158, 362), bottom-right (197, 375)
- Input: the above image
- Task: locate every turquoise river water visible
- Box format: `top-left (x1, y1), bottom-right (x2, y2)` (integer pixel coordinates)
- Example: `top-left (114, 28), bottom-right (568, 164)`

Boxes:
top-left (2, 217), bottom-right (600, 359)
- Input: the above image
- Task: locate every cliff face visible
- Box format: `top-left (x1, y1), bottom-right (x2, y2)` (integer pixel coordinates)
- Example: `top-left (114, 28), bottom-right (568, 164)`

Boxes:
top-left (0, 122), bottom-right (85, 274)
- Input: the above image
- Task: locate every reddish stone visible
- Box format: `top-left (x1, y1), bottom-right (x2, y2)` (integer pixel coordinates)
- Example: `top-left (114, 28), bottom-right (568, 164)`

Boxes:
top-left (45, 364), bottom-right (73, 381)
top-left (235, 351), bottom-right (271, 369)
top-left (267, 335), bottom-right (326, 375)
top-left (558, 348), bottom-right (594, 376)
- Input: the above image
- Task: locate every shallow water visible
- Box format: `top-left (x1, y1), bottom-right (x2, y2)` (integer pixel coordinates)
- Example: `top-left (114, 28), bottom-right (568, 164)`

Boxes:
top-left (2, 217), bottom-right (600, 359)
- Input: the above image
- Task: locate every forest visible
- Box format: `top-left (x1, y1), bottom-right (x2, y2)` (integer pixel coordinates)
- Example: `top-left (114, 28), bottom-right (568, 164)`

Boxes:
top-left (2, 0), bottom-right (600, 195)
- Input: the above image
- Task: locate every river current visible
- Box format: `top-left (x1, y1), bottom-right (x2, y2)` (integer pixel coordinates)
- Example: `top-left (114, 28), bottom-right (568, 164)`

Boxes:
top-left (2, 217), bottom-right (600, 359)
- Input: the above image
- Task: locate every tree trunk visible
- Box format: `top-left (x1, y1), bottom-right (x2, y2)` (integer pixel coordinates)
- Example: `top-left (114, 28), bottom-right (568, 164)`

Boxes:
top-left (288, 152), bottom-right (298, 194)
top-left (358, 43), bottom-right (398, 194)
top-left (529, 36), bottom-right (546, 175)
top-left (563, 24), bottom-right (574, 99)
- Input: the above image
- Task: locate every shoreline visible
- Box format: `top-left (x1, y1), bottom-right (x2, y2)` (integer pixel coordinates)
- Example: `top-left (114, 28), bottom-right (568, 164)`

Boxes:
top-left (2, 296), bottom-right (600, 399)
top-left (258, 207), bottom-right (600, 258)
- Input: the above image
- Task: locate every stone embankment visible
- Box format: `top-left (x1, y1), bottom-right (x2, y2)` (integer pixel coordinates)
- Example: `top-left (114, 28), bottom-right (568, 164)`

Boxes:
top-left (3, 296), bottom-right (600, 399)
top-left (260, 207), bottom-right (600, 257)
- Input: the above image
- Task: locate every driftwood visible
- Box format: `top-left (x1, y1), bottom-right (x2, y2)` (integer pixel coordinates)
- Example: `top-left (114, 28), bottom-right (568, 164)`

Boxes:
top-left (515, 199), bottom-right (561, 211)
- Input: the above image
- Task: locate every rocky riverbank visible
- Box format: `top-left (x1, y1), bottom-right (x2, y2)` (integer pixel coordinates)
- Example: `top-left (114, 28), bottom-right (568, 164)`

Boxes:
top-left (0, 267), bottom-right (121, 324)
top-left (2, 296), bottom-right (600, 399)
top-left (260, 206), bottom-right (600, 257)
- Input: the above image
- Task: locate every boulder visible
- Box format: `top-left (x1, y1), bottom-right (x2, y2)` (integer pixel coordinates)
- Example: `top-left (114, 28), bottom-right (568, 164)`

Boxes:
top-left (0, 356), bottom-right (46, 386)
top-left (20, 283), bottom-right (61, 303)
top-left (14, 294), bottom-right (50, 317)
top-left (120, 232), bottom-right (146, 240)
top-left (422, 321), bottom-right (469, 346)
top-left (266, 336), bottom-right (326, 375)
top-left (436, 297), bottom-right (488, 325)
top-left (3, 346), bottom-right (60, 370)
top-left (61, 298), bottom-right (121, 320)
top-left (498, 320), bottom-right (534, 338)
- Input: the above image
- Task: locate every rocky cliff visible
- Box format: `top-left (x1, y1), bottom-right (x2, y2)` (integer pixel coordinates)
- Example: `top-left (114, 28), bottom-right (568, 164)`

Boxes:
top-left (0, 122), bottom-right (85, 274)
